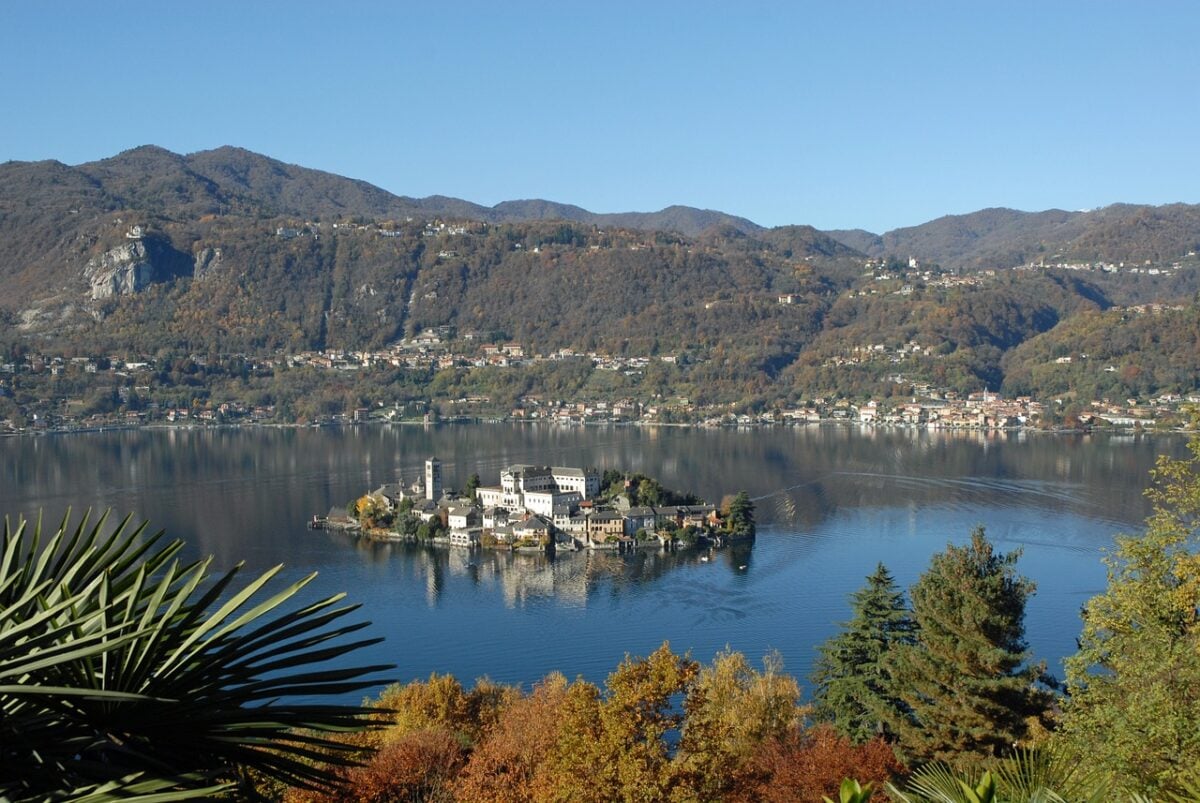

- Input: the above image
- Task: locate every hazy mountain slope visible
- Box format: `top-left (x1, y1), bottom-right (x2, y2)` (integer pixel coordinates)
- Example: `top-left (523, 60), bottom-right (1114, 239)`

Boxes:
top-left (492, 199), bottom-right (598, 223)
top-left (825, 205), bottom-right (1200, 270)
top-left (824, 228), bottom-right (883, 255)
top-left (759, 225), bottom-right (864, 259)
top-left (878, 208), bottom-right (1081, 268)
top-left (70, 147), bottom-right (764, 235)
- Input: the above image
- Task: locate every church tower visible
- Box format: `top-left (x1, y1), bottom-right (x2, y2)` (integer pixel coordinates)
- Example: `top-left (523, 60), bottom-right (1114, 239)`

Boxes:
top-left (425, 457), bottom-right (442, 501)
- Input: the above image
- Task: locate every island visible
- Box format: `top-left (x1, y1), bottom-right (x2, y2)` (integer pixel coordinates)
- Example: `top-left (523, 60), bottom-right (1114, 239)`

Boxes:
top-left (314, 457), bottom-right (755, 553)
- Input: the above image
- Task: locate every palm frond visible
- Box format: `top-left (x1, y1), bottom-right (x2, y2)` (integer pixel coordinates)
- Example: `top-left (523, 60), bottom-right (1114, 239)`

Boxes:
top-left (0, 509), bottom-right (395, 800)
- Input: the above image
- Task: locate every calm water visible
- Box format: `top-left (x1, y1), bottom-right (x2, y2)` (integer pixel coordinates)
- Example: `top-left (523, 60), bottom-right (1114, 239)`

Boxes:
top-left (0, 424), bottom-right (1183, 695)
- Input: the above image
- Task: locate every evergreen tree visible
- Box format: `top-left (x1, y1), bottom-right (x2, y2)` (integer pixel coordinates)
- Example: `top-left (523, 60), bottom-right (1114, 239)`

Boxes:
top-left (884, 527), bottom-right (1051, 764)
top-left (727, 490), bottom-right (756, 535)
top-left (811, 562), bottom-right (916, 743)
top-left (1060, 432), bottom-right (1200, 794)
top-left (465, 472), bottom-right (481, 501)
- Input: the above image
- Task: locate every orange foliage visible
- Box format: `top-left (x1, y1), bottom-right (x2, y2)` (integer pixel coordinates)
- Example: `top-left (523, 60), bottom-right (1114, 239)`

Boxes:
top-left (290, 727), bottom-right (465, 803)
top-left (748, 723), bottom-right (904, 803)
top-left (454, 674), bottom-right (569, 802)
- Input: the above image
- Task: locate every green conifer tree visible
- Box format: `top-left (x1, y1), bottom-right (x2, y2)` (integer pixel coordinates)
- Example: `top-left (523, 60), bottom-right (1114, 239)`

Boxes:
top-left (811, 562), bottom-right (916, 743)
top-left (884, 528), bottom-right (1051, 765)
top-left (727, 490), bottom-right (755, 536)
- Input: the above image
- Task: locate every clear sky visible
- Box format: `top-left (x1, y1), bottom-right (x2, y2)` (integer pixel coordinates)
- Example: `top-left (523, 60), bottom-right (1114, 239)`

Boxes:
top-left (2, 1), bottom-right (1198, 232)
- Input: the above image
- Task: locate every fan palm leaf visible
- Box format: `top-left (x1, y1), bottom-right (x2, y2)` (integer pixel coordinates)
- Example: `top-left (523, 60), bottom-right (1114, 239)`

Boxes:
top-left (0, 510), bottom-right (393, 801)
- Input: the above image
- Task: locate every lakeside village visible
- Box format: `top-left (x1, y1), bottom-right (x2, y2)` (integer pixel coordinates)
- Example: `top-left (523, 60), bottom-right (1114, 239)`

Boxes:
top-left (3, 249), bottom-right (1199, 435)
top-left (3, 341), bottom-right (1199, 435)
top-left (315, 458), bottom-right (756, 555)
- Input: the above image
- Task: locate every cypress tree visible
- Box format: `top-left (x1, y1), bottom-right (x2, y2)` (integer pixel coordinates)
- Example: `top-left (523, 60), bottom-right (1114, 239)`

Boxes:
top-left (812, 562), bottom-right (916, 743)
top-left (884, 527), bottom-right (1051, 765)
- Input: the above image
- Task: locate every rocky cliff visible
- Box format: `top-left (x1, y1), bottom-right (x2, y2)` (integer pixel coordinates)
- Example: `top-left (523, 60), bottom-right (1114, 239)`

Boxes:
top-left (81, 233), bottom-right (194, 300)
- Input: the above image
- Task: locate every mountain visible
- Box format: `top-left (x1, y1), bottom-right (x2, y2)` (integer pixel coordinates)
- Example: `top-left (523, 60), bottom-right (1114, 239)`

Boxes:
top-left (491, 199), bottom-right (763, 235)
top-left (1, 144), bottom-right (1198, 411)
top-left (827, 205), bottom-right (1200, 270)
top-left (0, 146), bottom-right (856, 362)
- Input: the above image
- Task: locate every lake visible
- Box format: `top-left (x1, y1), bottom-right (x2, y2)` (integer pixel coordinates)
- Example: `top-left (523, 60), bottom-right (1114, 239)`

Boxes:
top-left (0, 423), bottom-right (1183, 695)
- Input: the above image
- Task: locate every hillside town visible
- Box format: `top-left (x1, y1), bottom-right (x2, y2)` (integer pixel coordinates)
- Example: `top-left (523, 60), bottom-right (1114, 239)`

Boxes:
top-left (320, 458), bottom-right (754, 554)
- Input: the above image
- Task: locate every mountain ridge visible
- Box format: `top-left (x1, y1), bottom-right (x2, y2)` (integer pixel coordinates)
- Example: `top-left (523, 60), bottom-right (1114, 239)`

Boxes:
top-left (20, 145), bottom-right (761, 237)
top-left (5, 145), bottom-right (1199, 267)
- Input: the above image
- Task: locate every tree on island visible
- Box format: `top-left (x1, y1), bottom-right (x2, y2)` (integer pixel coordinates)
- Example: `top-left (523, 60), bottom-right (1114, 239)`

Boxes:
top-left (601, 471), bottom-right (701, 508)
top-left (464, 472), bottom-right (481, 501)
top-left (416, 516), bottom-right (448, 542)
top-left (725, 491), bottom-right (755, 536)
top-left (354, 493), bottom-right (393, 529)
top-left (811, 563), bottom-right (916, 744)
top-left (883, 527), bottom-right (1051, 765)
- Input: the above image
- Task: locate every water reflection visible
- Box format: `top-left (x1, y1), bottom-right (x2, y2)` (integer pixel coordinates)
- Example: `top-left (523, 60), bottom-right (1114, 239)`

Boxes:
top-left (330, 536), bottom-right (756, 612)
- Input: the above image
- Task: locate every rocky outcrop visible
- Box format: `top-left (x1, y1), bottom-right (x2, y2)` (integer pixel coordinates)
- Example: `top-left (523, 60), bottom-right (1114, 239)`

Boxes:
top-left (193, 246), bottom-right (223, 279)
top-left (82, 235), bottom-right (194, 299)
top-left (84, 241), bottom-right (156, 299)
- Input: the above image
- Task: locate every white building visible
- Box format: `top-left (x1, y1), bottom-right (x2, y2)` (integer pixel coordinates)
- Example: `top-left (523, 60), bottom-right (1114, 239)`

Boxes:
top-left (449, 528), bottom-right (480, 547)
top-left (447, 507), bottom-right (478, 531)
top-left (523, 490), bottom-right (581, 518)
top-left (549, 466), bottom-right (601, 498)
top-left (477, 464), bottom-right (599, 515)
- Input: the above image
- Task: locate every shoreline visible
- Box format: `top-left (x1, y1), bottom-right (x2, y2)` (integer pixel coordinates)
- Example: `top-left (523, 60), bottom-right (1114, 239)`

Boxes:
top-left (2, 415), bottom-right (1192, 440)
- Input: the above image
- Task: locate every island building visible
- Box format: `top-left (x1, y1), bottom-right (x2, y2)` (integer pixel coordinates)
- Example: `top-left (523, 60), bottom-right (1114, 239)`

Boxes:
top-left (425, 457), bottom-right (442, 501)
top-left (475, 465), bottom-right (600, 515)
top-left (360, 460), bottom-right (726, 552)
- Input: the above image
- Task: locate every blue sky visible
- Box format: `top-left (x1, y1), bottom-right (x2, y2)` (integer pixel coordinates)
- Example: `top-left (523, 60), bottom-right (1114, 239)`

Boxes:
top-left (2, 1), bottom-right (1197, 232)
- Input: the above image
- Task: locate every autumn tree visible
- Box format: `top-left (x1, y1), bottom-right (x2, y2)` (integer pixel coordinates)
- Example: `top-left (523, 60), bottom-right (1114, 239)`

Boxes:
top-left (353, 494), bottom-right (390, 529)
top-left (749, 724), bottom-right (904, 803)
top-left (373, 673), bottom-right (512, 747)
top-left (1060, 431), bottom-right (1200, 794)
top-left (601, 644), bottom-right (698, 801)
top-left (534, 679), bottom-right (609, 803)
top-left (291, 729), bottom-right (465, 803)
top-left (812, 562), bottom-right (916, 743)
top-left (884, 527), bottom-right (1051, 765)
top-left (537, 643), bottom-right (698, 802)
top-left (455, 674), bottom-right (570, 803)
top-left (674, 650), bottom-right (802, 800)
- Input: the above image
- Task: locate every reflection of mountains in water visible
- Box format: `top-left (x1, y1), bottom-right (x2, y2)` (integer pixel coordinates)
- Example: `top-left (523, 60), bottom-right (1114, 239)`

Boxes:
top-left (756, 470), bottom-right (1124, 531)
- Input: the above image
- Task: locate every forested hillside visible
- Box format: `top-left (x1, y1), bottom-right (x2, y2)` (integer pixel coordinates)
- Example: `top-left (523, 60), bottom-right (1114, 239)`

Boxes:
top-left (1001, 304), bottom-right (1200, 401)
top-left (2, 145), bottom-right (1199, 415)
